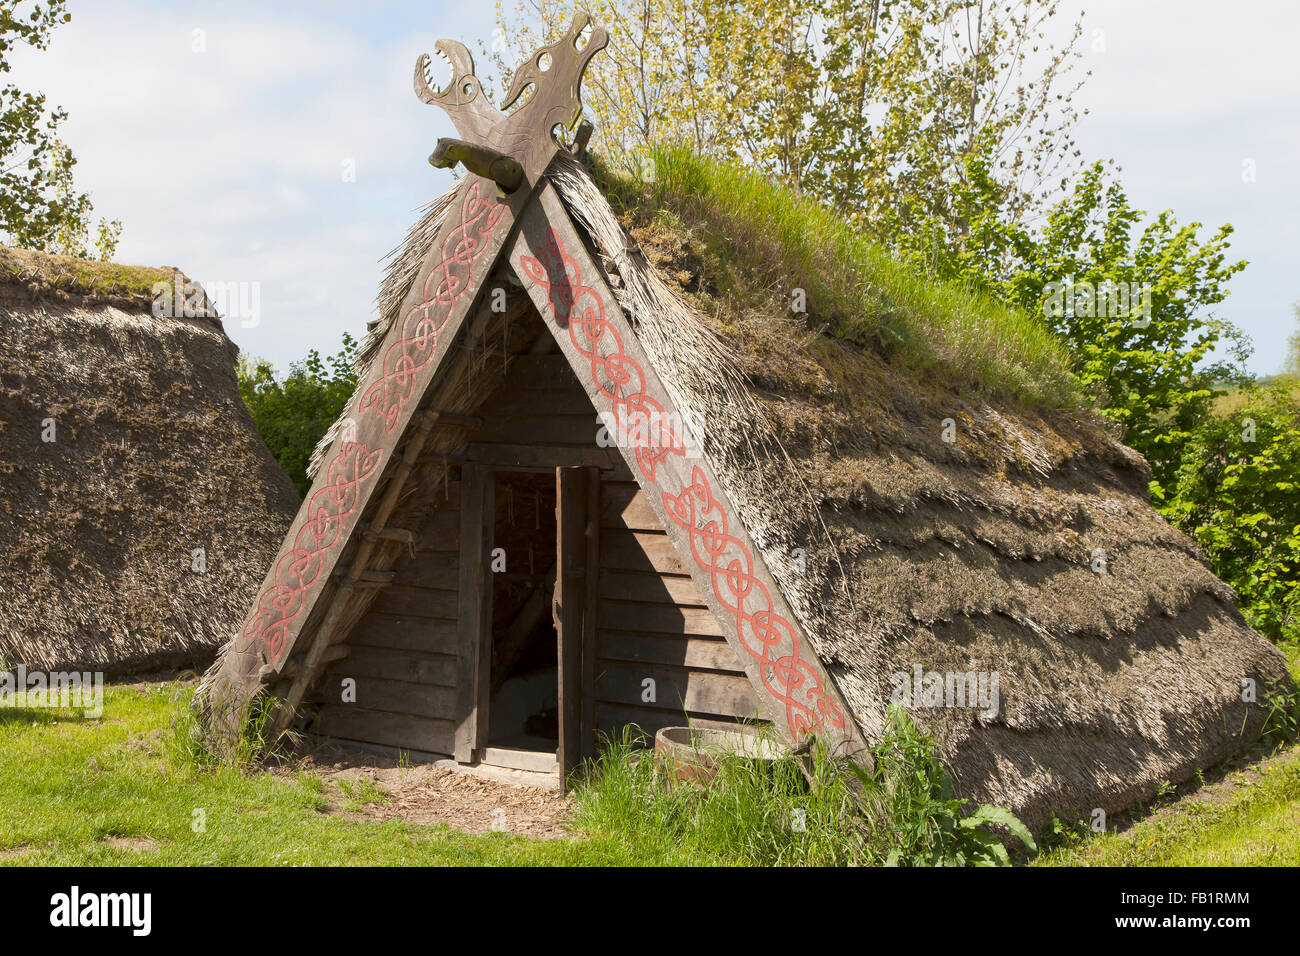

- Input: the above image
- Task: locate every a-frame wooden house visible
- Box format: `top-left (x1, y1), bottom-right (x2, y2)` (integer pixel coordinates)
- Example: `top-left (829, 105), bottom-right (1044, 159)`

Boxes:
top-left (201, 17), bottom-right (1290, 824)
top-left (199, 17), bottom-right (863, 784)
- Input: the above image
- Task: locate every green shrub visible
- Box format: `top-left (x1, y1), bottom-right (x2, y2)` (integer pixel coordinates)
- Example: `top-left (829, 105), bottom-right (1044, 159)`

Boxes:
top-left (238, 334), bottom-right (358, 495)
top-left (1156, 380), bottom-right (1300, 648)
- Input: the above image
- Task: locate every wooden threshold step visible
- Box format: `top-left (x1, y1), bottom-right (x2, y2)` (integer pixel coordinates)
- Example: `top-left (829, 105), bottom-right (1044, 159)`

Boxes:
top-left (481, 746), bottom-right (559, 774)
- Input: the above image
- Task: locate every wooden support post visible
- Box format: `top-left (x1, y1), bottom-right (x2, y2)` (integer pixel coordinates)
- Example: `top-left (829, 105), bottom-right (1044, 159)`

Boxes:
top-left (580, 466), bottom-right (600, 761)
top-left (556, 466), bottom-right (588, 787)
top-left (454, 463), bottom-right (493, 763)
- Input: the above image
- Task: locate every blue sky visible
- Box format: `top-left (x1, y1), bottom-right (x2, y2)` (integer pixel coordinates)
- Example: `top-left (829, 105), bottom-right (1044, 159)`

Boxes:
top-left (12, 0), bottom-right (1299, 376)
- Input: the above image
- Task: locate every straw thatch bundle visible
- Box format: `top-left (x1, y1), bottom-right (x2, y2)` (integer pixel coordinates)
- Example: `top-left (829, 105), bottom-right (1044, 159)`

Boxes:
top-left (0, 246), bottom-right (300, 675)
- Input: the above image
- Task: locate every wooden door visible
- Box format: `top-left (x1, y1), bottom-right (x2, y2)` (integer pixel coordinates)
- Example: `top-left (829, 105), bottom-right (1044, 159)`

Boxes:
top-left (555, 466), bottom-right (600, 787)
top-left (454, 464), bottom-right (493, 763)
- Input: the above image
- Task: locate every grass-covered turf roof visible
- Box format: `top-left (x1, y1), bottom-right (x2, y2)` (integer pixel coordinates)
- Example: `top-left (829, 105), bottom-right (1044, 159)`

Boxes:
top-left (591, 143), bottom-right (1082, 412)
top-left (0, 245), bottom-right (178, 309)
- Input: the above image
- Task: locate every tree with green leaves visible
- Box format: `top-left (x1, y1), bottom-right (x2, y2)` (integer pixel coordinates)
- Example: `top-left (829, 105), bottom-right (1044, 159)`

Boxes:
top-left (902, 155), bottom-right (1249, 487)
top-left (237, 335), bottom-right (359, 496)
top-left (0, 1), bottom-right (119, 259)
top-left (1158, 382), bottom-right (1300, 647)
top-left (494, 0), bottom-right (1085, 241)
top-left (1284, 301), bottom-right (1300, 379)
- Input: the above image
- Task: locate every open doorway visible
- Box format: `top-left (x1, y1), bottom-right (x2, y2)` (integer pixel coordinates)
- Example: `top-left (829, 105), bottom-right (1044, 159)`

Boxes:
top-left (486, 470), bottom-right (559, 756)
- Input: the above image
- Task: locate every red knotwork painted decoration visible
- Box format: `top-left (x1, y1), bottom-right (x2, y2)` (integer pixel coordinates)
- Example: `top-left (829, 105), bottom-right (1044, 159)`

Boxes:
top-left (519, 228), bottom-right (846, 736)
top-left (361, 181), bottom-right (507, 432)
top-left (243, 440), bottom-right (382, 662)
top-left (247, 179), bottom-right (508, 664)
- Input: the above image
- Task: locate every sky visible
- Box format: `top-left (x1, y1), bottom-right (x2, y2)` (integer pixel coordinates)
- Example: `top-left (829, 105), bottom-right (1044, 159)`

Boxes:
top-left (10, 0), bottom-right (1299, 376)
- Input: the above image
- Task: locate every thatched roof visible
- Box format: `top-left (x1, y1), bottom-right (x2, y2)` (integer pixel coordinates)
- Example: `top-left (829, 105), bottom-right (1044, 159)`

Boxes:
top-left (0, 246), bottom-right (300, 675)
top-left (220, 151), bottom-right (1291, 829)
top-left (547, 154), bottom-right (1293, 827)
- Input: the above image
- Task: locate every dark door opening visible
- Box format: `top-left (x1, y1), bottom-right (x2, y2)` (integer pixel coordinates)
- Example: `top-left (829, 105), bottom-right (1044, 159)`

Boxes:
top-left (486, 471), bottom-right (559, 754)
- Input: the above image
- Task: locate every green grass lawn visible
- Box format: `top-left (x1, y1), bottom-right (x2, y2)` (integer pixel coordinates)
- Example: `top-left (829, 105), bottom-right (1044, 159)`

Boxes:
top-left (3, 680), bottom-right (1298, 867)
top-left (1037, 747), bottom-right (1300, 867)
top-left (0, 683), bottom-right (663, 866)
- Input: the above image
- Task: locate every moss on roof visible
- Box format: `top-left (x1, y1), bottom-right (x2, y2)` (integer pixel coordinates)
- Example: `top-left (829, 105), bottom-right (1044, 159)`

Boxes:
top-left (0, 245), bottom-right (180, 310)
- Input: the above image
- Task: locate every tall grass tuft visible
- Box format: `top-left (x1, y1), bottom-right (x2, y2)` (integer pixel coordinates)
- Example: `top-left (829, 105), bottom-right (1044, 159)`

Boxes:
top-left (573, 709), bottom-right (1035, 867)
top-left (572, 726), bottom-right (870, 866)
top-left (167, 683), bottom-right (300, 773)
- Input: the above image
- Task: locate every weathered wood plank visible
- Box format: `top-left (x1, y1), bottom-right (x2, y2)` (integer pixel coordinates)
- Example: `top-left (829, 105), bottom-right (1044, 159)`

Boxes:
top-left (556, 466), bottom-right (588, 784)
top-left (466, 442), bottom-right (620, 470)
top-left (581, 470), bottom-right (600, 762)
top-left (415, 511), bottom-right (460, 552)
top-left (600, 531), bottom-right (688, 575)
top-left (485, 387), bottom-right (594, 418)
top-left (454, 463), bottom-right (493, 762)
top-left (345, 614), bottom-right (457, 655)
top-left (370, 586), bottom-right (459, 619)
top-left (601, 482), bottom-right (661, 531)
top-left (471, 413), bottom-right (599, 446)
top-left (594, 661), bottom-right (760, 718)
top-left (314, 707), bottom-right (454, 755)
top-left (313, 676), bottom-right (457, 719)
top-left (597, 631), bottom-right (746, 672)
top-left (504, 353), bottom-right (584, 391)
top-left (332, 645), bottom-right (458, 685)
top-left (598, 570), bottom-right (703, 605)
top-left (598, 602), bottom-right (723, 636)
top-left (398, 552), bottom-right (459, 590)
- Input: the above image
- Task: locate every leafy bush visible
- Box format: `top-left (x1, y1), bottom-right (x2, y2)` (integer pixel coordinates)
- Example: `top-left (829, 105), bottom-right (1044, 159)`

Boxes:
top-left (851, 705), bottom-right (1037, 866)
top-left (237, 334), bottom-right (358, 495)
top-left (1156, 380), bottom-right (1300, 647)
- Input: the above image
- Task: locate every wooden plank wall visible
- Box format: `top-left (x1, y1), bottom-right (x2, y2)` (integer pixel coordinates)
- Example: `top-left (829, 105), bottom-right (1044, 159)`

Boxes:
top-left (594, 480), bottom-right (764, 741)
top-left (462, 354), bottom-right (622, 470)
top-left (310, 344), bottom-right (765, 756)
top-left (310, 477), bottom-right (462, 754)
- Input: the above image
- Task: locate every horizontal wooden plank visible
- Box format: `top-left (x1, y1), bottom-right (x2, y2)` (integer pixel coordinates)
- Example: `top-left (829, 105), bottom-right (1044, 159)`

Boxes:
top-left (594, 661), bottom-right (760, 719)
top-left (471, 413), bottom-right (600, 446)
top-left (331, 645), bottom-right (458, 686)
top-left (312, 676), bottom-right (457, 720)
top-left (592, 703), bottom-right (758, 746)
top-left (313, 707), bottom-right (454, 754)
top-left (599, 601), bottom-right (722, 636)
top-left (466, 442), bottom-right (620, 470)
top-left (370, 585), bottom-right (459, 619)
top-left (501, 354), bottom-right (583, 391)
top-left (597, 631), bottom-right (745, 672)
top-left (485, 387), bottom-right (594, 417)
top-left (600, 530), bottom-right (687, 575)
top-left (415, 511), bottom-right (459, 551)
top-left (598, 570), bottom-right (703, 605)
top-left (482, 746), bottom-right (558, 773)
top-left (398, 552), bottom-right (459, 590)
top-left (345, 614), bottom-right (457, 655)
top-left (601, 482), bottom-right (661, 531)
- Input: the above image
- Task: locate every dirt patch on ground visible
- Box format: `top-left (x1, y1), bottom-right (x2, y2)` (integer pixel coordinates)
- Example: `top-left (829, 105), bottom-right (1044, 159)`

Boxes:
top-left (288, 742), bottom-right (576, 840)
top-left (102, 836), bottom-right (160, 852)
